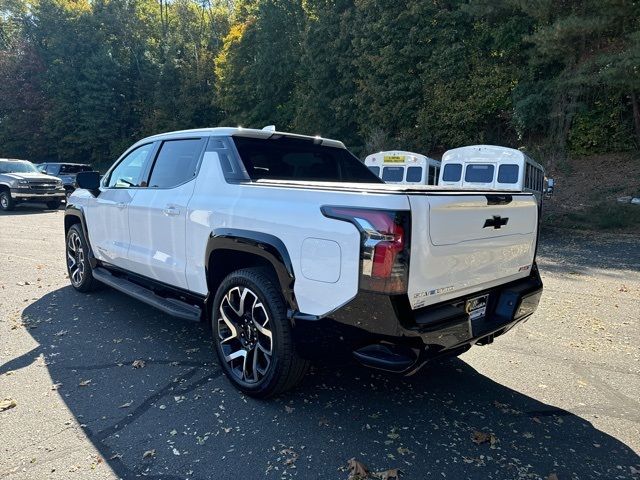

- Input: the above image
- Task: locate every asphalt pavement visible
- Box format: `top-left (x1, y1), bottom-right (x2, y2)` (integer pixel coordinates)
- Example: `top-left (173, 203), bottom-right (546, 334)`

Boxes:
top-left (1, 204), bottom-right (638, 480)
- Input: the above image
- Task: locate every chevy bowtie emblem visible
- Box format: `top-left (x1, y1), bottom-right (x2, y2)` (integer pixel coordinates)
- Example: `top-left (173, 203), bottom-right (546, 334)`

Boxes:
top-left (483, 215), bottom-right (509, 229)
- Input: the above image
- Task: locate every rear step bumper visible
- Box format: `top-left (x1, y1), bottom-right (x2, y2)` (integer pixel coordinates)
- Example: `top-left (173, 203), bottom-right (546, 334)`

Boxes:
top-left (291, 265), bottom-right (543, 373)
top-left (92, 268), bottom-right (202, 321)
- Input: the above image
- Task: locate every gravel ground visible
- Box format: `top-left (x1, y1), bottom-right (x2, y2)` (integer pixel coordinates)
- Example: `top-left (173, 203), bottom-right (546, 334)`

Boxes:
top-left (1, 205), bottom-right (639, 480)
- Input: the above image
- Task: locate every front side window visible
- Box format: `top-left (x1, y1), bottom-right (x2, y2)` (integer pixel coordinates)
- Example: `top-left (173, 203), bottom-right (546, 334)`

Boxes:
top-left (382, 166), bottom-right (404, 182)
top-left (148, 139), bottom-right (205, 188)
top-left (442, 163), bottom-right (462, 182)
top-left (106, 143), bottom-right (154, 188)
top-left (497, 164), bottom-right (519, 184)
top-left (465, 164), bottom-right (495, 183)
top-left (406, 166), bottom-right (423, 183)
top-left (46, 164), bottom-right (60, 175)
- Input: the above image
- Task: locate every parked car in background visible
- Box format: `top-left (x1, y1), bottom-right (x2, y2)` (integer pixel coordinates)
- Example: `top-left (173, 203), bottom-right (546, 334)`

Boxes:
top-left (0, 159), bottom-right (66, 211)
top-left (439, 145), bottom-right (546, 204)
top-left (37, 162), bottom-right (93, 198)
top-left (65, 127), bottom-right (543, 398)
top-left (364, 151), bottom-right (441, 185)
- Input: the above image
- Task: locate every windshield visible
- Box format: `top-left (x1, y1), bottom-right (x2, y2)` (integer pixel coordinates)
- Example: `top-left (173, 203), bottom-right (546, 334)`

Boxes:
top-left (0, 161), bottom-right (39, 174)
top-left (233, 136), bottom-right (383, 183)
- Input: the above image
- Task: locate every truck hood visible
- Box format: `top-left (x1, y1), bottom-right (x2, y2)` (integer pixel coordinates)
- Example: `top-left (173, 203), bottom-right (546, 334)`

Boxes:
top-left (3, 172), bottom-right (60, 182)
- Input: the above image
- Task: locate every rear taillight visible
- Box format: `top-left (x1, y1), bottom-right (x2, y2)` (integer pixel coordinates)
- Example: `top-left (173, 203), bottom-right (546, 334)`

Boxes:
top-left (322, 206), bottom-right (410, 294)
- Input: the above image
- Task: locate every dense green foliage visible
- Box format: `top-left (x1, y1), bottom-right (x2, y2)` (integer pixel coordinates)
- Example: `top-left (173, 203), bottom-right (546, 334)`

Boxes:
top-left (0, 0), bottom-right (638, 166)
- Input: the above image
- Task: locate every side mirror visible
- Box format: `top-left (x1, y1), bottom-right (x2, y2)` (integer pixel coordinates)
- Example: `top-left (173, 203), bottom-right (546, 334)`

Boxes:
top-left (545, 178), bottom-right (555, 197)
top-left (76, 171), bottom-right (101, 194)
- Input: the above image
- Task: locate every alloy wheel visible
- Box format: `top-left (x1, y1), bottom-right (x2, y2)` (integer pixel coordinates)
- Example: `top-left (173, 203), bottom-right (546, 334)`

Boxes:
top-left (67, 231), bottom-right (85, 287)
top-left (0, 193), bottom-right (8, 209)
top-left (217, 286), bottom-right (273, 383)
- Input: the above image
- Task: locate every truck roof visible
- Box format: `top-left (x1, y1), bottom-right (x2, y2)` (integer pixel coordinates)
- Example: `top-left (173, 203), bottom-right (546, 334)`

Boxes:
top-left (137, 127), bottom-right (346, 150)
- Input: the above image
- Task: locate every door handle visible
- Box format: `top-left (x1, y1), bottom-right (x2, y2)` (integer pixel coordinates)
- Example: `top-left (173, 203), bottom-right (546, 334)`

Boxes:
top-left (116, 202), bottom-right (126, 209)
top-left (163, 205), bottom-right (181, 216)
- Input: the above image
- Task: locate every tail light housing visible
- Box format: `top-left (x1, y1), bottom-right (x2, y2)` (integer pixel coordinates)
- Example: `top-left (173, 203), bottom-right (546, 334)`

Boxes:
top-left (322, 206), bottom-right (410, 294)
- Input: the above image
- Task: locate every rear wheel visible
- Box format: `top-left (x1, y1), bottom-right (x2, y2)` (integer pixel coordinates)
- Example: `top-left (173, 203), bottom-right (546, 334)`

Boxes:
top-left (66, 224), bottom-right (98, 292)
top-left (0, 190), bottom-right (15, 211)
top-left (212, 268), bottom-right (309, 398)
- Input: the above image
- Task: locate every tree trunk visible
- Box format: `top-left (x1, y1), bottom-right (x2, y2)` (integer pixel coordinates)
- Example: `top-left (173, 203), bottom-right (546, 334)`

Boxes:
top-left (631, 90), bottom-right (640, 147)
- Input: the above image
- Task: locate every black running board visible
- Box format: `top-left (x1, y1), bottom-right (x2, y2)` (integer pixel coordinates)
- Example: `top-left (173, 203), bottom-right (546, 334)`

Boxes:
top-left (92, 267), bottom-right (202, 321)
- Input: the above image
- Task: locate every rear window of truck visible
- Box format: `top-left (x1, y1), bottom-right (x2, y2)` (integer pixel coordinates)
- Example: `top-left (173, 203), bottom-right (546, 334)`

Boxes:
top-left (233, 136), bottom-right (382, 183)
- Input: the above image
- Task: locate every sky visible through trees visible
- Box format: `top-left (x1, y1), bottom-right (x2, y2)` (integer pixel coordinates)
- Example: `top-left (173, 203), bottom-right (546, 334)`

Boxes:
top-left (0, 0), bottom-right (638, 167)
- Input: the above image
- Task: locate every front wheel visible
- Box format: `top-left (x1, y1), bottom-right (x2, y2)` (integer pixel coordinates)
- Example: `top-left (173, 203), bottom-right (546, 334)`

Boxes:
top-left (212, 268), bottom-right (309, 398)
top-left (0, 190), bottom-right (15, 211)
top-left (66, 224), bottom-right (98, 292)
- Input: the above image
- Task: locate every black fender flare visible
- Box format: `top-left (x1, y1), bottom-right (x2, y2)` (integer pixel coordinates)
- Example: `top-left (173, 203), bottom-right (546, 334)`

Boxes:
top-left (64, 204), bottom-right (97, 268)
top-left (205, 228), bottom-right (298, 312)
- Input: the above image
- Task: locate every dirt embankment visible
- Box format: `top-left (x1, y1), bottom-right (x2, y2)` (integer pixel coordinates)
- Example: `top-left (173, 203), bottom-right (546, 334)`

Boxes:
top-left (543, 151), bottom-right (640, 232)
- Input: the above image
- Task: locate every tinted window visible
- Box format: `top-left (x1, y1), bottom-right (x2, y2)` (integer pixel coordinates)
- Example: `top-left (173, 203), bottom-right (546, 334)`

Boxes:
top-left (0, 161), bottom-right (39, 174)
top-left (382, 166), bottom-right (404, 182)
top-left (465, 164), bottom-right (495, 183)
top-left (442, 163), bottom-right (462, 182)
top-left (148, 139), bottom-right (204, 188)
top-left (498, 164), bottom-right (519, 184)
top-left (233, 136), bottom-right (382, 183)
top-left (60, 164), bottom-right (92, 174)
top-left (107, 143), bottom-right (153, 188)
top-left (368, 166), bottom-right (381, 177)
top-left (406, 166), bottom-right (422, 183)
top-left (46, 164), bottom-right (60, 175)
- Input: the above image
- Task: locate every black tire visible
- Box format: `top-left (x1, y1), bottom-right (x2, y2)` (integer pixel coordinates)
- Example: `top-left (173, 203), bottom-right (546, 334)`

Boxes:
top-left (47, 200), bottom-right (62, 210)
top-left (0, 189), bottom-right (15, 211)
top-left (65, 224), bottom-right (98, 292)
top-left (212, 267), bottom-right (309, 398)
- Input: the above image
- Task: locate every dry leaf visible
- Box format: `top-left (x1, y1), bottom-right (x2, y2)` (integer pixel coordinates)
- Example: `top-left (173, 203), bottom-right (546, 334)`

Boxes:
top-left (471, 430), bottom-right (497, 446)
top-left (78, 379), bottom-right (92, 387)
top-left (0, 398), bottom-right (17, 411)
top-left (132, 360), bottom-right (146, 369)
top-left (619, 285), bottom-right (629, 292)
top-left (119, 401), bottom-right (133, 408)
top-left (375, 468), bottom-right (401, 480)
top-left (547, 474), bottom-right (559, 480)
top-left (284, 405), bottom-right (294, 414)
top-left (142, 449), bottom-right (156, 459)
top-left (347, 458), bottom-right (370, 479)
top-left (280, 448), bottom-right (298, 466)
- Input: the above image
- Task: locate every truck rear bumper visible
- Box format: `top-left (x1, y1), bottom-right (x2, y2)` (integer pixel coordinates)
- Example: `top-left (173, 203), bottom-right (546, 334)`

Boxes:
top-left (291, 265), bottom-right (543, 373)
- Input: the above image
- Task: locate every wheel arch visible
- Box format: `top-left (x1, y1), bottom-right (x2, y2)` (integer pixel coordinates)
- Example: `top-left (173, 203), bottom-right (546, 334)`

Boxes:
top-left (205, 229), bottom-right (298, 314)
top-left (64, 205), bottom-right (97, 267)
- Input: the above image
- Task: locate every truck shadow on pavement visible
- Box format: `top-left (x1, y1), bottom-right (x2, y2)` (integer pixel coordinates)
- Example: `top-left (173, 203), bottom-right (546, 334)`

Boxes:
top-left (4, 286), bottom-right (639, 480)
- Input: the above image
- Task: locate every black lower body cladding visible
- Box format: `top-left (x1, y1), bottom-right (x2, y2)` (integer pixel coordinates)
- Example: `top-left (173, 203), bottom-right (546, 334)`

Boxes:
top-left (291, 265), bottom-right (543, 373)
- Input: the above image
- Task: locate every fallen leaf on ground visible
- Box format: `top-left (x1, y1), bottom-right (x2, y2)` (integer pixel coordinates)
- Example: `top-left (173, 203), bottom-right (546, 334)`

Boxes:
top-left (547, 474), bottom-right (559, 480)
top-left (78, 379), bottom-right (92, 387)
top-left (119, 401), bottom-right (133, 408)
top-left (471, 430), bottom-right (498, 446)
top-left (347, 458), bottom-right (370, 479)
top-left (142, 449), bottom-right (156, 459)
top-left (132, 360), bottom-right (146, 369)
top-left (375, 468), bottom-right (401, 480)
top-left (0, 398), bottom-right (17, 411)
top-left (280, 448), bottom-right (298, 466)
top-left (284, 405), bottom-right (294, 414)
top-left (619, 285), bottom-right (629, 292)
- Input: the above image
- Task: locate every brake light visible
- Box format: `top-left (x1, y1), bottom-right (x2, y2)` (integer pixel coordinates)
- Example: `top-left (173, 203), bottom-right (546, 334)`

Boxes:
top-left (322, 206), bottom-right (410, 294)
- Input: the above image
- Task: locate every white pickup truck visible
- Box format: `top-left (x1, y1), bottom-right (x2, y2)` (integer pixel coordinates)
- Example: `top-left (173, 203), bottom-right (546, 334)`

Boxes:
top-left (65, 127), bottom-right (543, 397)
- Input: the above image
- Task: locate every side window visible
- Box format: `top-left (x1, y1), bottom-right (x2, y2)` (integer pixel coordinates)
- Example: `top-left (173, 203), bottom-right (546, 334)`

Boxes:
top-left (46, 165), bottom-right (59, 175)
top-left (368, 166), bottom-right (381, 177)
top-left (147, 139), bottom-right (205, 188)
top-left (498, 164), bottom-right (519, 184)
top-left (107, 143), bottom-right (154, 188)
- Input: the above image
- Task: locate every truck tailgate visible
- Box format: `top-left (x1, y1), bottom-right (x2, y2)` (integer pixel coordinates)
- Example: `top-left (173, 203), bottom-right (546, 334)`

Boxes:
top-left (407, 194), bottom-right (538, 309)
